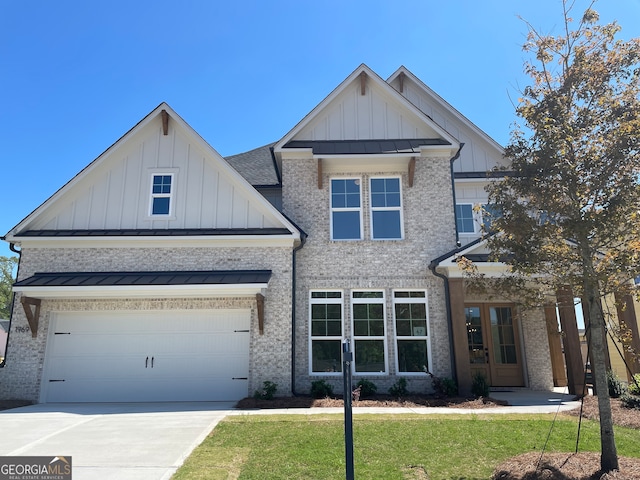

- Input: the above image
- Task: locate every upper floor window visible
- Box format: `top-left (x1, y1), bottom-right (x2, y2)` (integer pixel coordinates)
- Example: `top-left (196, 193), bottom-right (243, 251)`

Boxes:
top-left (456, 204), bottom-right (475, 233)
top-left (370, 177), bottom-right (403, 240)
top-left (150, 174), bottom-right (173, 216)
top-left (331, 178), bottom-right (362, 240)
top-left (482, 204), bottom-right (501, 232)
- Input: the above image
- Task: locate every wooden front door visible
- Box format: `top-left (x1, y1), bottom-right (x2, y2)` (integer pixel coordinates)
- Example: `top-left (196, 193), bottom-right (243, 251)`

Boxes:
top-left (465, 305), bottom-right (524, 387)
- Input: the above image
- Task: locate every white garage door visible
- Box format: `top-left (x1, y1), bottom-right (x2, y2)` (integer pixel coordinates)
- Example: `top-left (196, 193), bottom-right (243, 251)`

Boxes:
top-left (41, 309), bottom-right (251, 403)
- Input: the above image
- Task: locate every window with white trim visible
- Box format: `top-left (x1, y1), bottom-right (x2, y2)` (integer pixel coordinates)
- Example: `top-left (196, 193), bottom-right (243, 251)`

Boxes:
top-left (455, 204), bottom-right (475, 233)
top-left (150, 174), bottom-right (173, 215)
top-left (309, 291), bottom-right (343, 374)
top-left (370, 177), bottom-right (403, 240)
top-left (330, 178), bottom-right (362, 240)
top-left (352, 290), bottom-right (387, 373)
top-left (393, 290), bottom-right (430, 373)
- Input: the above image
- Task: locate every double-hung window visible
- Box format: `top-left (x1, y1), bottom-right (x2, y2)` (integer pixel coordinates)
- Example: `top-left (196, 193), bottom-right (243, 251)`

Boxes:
top-left (352, 291), bottom-right (386, 373)
top-left (310, 291), bottom-right (343, 374)
top-left (393, 290), bottom-right (430, 373)
top-left (455, 204), bottom-right (475, 233)
top-left (330, 178), bottom-right (362, 240)
top-left (370, 177), bottom-right (403, 240)
top-left (150, 174), bottom-right (173, 216)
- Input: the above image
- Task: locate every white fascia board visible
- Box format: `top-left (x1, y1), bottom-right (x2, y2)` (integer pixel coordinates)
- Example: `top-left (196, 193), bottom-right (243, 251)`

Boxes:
top-left (8, 235), bottom-right (298, 249)
top-left (436, 262), bottom-right (510, 279)
top-left (13, 283), bottom-right (269, 299)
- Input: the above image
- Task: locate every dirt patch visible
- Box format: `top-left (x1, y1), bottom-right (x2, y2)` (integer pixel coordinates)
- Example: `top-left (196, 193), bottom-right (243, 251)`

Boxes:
top-left (564, 395), bottom-right (640, 430)
top-left (492, 452), bottom-right (640, 479)
top-left (0, 399), bottom-right (32, 411)
top-left (235, 394), bottom-right (509, 409)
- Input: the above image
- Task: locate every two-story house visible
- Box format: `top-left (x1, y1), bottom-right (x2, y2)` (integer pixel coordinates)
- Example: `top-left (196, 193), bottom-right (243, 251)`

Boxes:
top-left (2, 64), bottom-right (638, 403)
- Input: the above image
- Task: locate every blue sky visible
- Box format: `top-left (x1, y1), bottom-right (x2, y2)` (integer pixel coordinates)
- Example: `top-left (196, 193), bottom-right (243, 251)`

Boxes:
top-left (1, 0), bottom-right (639, 259)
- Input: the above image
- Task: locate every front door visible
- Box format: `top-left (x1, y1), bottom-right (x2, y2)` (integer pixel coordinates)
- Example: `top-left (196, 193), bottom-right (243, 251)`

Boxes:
top-left (465, 305), bottom-right (524, 387)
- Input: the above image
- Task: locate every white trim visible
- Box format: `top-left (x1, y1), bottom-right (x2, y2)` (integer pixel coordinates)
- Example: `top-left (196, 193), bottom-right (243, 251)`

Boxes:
top-left (147, 170), bottom-right (178, 218)
top-left (13, 283), bottom-right (268, 299)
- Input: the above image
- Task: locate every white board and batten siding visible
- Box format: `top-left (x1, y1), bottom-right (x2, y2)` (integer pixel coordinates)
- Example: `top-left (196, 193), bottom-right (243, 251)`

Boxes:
top-left (28, 112), bottom-right (281, 232)
top-left (40, 309), bottom-right (251, 403)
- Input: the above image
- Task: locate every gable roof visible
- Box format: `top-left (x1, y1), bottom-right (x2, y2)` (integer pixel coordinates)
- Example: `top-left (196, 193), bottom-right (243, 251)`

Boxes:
top-left (5, 104), bottom-right (299, 244)
top-left (273, 64), bottom-right (461, 160)
top-left (225, 143), bottom-right (280, 186)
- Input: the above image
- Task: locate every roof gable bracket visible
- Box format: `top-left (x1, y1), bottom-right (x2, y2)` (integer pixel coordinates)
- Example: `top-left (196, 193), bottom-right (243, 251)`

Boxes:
top-left (360, 71), bottom-right (367, 95)
top-left (20, 296), bottom-right (41, 338)
top-left (161, 109), bottom-right (169, 135)
top-left (256, 293), bottom-right (265, 335)
top-left (408, 157), bottom-right (416, 187)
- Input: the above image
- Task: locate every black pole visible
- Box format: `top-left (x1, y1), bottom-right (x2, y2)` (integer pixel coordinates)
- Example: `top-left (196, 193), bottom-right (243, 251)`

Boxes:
top-left (343, 338), bottom-right (355, 480)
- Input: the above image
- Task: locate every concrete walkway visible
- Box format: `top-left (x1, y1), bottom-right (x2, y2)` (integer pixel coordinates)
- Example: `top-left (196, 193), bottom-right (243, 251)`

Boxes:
top-left (0, 389), bottom-right (581, 480)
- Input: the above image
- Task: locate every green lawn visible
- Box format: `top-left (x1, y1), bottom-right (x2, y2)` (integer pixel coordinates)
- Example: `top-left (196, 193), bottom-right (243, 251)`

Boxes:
top-left (172, 413), bottom-right (640, 480)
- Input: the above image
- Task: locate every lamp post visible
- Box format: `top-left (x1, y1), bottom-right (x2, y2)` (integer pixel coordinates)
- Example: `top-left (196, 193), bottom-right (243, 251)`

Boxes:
top-left (343, 338), bottom-right (354, 480)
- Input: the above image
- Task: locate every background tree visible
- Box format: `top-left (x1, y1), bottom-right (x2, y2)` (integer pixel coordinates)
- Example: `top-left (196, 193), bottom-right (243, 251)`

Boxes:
top-left (486, 1), bottom-right (640, 472)
top-left (0, 255), bottom-right (18, 319)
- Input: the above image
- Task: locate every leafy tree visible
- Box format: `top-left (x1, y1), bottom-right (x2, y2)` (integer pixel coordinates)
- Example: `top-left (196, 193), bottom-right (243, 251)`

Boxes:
top-left (484, 1), bottom-right (640, 472)
top-left (0, 256), bottom-right (18, 320)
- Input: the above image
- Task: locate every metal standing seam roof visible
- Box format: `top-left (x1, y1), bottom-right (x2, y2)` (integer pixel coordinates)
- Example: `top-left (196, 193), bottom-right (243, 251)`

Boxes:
top-left (13, 270), bottom-right (273, 288)
top-left (15, 228), bottom-right (292, 237)
top-left (282, 139), bottom-right (450, 155)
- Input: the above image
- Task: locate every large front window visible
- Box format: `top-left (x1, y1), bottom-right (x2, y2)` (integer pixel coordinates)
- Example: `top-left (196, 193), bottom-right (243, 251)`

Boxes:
top-left (352, 291), bottom-right (386, 373)
top-left (370, 177), bottom-right (403, 240)
top-left (310, 291), bottom-right (343, 374)
top-left (393, 290), bottom-right (429, 373)
top-left (331, 179), bottom-right (362, 240)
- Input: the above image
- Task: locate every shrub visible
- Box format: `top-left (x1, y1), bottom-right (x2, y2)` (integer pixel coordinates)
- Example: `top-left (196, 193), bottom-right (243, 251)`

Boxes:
top-left (355, 379), bottom-right (377, 398)
top-left (310, 380), bottom-right (334, 398)
top-left (620, 392), bottom-right (640, 410)
top-left (628, 374), bottom-right (640, 396)
top-left (253, 381), bottom-right (278, 400)
top-left (471, 371), bottom-right (490, 398)
top-left (389, 377), bottom-right (408, 397)
top-left (432, 375), bottom-right (458, 398)
top-left (606, 370), bottom-right (625, 398)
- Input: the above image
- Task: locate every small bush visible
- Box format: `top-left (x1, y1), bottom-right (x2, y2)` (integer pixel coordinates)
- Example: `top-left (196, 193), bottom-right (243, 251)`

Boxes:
top-left (620, 392), bottom-right (640, 410)
top-left (389, 377), bottom-right (408, 397)
top-left (606, 370), bottom-right (625, 398)
top-left (432, 375), bottom-right (458, 398)
top-left (471, 372), bottom-right (490, 398)
top-left (310, 380), bottom-right (334, 398)
top-left (253, 381), bottom-right (278, 400)
top-left (355, 379), bottom-right (377, 398)
top-left (628, 373), bottom-right (640, 396)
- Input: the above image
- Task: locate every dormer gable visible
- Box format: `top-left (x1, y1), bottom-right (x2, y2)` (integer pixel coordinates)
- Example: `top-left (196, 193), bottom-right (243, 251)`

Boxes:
top-left (5, 103), bottom-right (300, 246)
top-left (274, 64), bottom-right (461, 164)
top-left (387, 66), bottom-right (509, 173)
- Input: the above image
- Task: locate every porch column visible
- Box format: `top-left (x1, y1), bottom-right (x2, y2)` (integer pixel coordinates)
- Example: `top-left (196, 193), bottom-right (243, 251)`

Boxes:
top-left (448, 278), bottom-right (472, 396)
top-left (615, 292), bottom-right (640, 379)
top-left (556, 286), bottom-right (586, 396)
top-left (544, 303), bottom-right (568, 387)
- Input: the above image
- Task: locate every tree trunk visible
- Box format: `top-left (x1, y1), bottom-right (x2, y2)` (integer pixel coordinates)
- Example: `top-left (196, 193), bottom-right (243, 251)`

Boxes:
top-left (585, 282), bottom-right (619, 472)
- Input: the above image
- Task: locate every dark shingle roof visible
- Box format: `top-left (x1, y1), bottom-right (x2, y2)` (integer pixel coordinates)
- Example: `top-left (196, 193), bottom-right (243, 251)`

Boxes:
top-left (14, 270), bottom-right (272, 288)
top-left (225, 143), bottom-right (280, 186)
top-left (283, 139), bottom-right (450, 155)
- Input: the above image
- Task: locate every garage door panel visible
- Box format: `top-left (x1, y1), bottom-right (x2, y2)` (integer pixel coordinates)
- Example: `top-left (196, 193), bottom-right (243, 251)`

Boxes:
top-left (42, 309), bottom-right (251, 403)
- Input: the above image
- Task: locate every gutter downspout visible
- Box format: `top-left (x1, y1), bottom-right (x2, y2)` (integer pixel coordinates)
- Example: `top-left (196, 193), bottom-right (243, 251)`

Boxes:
top-left (428, 144), bottom-right (464, 382)
top-left (0, 242), bottom-right (21, 368)
top-left (291, 234), bottom-right (307, 396)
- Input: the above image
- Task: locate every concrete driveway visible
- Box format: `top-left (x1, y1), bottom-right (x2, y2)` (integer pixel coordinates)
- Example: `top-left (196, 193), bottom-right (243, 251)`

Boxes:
top-left (0, 402), bottom-right (235, 480)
